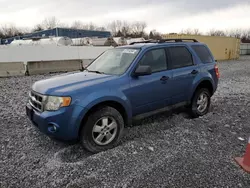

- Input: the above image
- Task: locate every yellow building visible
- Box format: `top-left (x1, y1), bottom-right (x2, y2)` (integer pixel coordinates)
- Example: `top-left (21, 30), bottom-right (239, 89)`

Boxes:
top-left (162, 34), bottom-right (241, 61)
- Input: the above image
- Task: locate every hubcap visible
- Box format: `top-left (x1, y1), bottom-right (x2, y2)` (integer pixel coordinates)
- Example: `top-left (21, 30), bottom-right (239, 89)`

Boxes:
top-left (92, 116), bottom-right (118, 146)
top-left (197, 92), bottom-right (208, 113)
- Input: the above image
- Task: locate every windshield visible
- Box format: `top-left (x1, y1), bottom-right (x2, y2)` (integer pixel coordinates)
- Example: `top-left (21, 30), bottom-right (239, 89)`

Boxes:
top-left (86, 48), bottom-right (140, 75)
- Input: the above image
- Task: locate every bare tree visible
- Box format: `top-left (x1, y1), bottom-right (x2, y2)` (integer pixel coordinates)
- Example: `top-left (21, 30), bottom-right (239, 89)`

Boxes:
top-left (1, 24), bottom-right (18, 37)
top-left (225, 29), bottom-right (242, 38)
top-left (121, 22), bottom-right (131, 37)
top-left (0, 24), bottom-right (26, 38)
top-left (193, 29), bottom-right (201, 35)
top-left (149, 29), bottom-right (162, 39)
top-left (241, 29), bottom-right (250, 42)
top-left (180, 28), bottom-right (193, 35)
top-left (180, 28), bottom-right (201, 35)
top-left (0, 24), bottom-right (29, 39)
top-left (180, 27), bottom-right (250, 38)
top-left (240, 29), bottom-right (250, 39)
top-left (130, 21), bottom-right (147, 36)
top-left (59, 22), bottom-right (69, 28)
top-left (41, 16), bottom-right (60, 29)
top-left (0, 30), bottom-right (4, 38)
top-left (96, 26), bottom-right (107, 31)
top-left (71, 21), bottom-right (84, 29)
top-left (32, 24), bottom-right (43, 32)
top-left (207, 29), bottom-right (226, 36)
top-left (86, 22), bottom-right (96, 30)
top-left (71, 21), bottom-right (97, 30)
top-left (108, 20), bottom-right (142, 37)
top-left (21, 27), bottom-right (30, 34)
top-left (108, 20), bottom-right (123, 35)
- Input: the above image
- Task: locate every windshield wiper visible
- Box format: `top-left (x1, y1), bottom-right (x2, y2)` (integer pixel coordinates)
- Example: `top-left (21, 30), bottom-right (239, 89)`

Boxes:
top-left (84, 68), bottom-right (105, 74)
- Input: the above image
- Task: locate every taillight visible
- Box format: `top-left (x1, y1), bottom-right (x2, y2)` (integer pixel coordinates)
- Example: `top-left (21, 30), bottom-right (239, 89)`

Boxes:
top-left (215, 64), bottom-right (220, 78)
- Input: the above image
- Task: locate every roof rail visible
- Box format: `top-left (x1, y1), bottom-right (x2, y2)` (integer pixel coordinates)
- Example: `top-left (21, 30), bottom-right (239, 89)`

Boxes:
top-left (129, 40), bottom-right (158, 45)
top-left (158, 39), bottom-right (198, 43)
top-left (129, 38), bottom-right (198, 45)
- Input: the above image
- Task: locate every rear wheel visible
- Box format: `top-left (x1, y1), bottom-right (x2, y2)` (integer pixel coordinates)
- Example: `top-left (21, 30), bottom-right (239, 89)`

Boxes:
top-left (80, 106), bottom-right (124, 153)
top-left (189, 88), bottom-right (211, 118)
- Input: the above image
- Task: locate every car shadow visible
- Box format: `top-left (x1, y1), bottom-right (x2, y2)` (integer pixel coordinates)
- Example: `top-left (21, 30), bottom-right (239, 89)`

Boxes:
top-left (46, 107), bottom-right (191, 164)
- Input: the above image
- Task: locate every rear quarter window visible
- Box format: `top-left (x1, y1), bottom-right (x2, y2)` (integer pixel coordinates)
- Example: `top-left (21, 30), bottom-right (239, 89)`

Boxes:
top-left (191, 45), bottom-right (214, 63)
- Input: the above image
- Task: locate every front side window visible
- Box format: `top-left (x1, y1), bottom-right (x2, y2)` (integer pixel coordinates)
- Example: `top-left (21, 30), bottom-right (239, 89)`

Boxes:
top-left (87, 48), bottom-right (140, 75)
top-left (139, 48), bottom-right (167, 73)
top-left (168, 46), bottom-right (193, 69)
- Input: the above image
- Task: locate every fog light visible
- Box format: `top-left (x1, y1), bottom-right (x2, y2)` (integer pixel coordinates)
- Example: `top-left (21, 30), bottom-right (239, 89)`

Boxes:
top-left (48, 123), bottom-right (59, 133)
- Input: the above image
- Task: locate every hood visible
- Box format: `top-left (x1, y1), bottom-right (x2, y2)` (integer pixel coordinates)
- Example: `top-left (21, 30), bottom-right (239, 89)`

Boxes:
top-left (32, 71), bottom-right (117, 95)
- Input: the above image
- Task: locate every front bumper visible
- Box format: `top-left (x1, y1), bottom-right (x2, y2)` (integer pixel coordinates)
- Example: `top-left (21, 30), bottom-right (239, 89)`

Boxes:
top-left (26, 102), bottom-right (85, 141)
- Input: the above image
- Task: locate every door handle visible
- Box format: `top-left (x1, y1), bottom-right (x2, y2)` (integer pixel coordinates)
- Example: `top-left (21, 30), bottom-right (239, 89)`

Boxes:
top-left (191, 70), bottom-right (198, 74)
top-left (160, 76), bottom-right (169, 81)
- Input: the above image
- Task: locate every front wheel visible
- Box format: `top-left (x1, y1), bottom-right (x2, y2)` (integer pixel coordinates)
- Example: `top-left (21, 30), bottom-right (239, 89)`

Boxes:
top-left (189, 88), bottom-right (211, 118)
top-left (80, 106), bottom-right (124, 153)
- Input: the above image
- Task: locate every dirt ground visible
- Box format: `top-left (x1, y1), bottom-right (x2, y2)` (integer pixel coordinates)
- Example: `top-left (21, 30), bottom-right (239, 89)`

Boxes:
top-left (1, 56), bottom-right (250, 188)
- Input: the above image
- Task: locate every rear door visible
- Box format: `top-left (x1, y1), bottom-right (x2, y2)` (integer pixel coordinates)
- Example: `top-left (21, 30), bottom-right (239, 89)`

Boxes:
top-left (167, 45), bottom-right (199, 104)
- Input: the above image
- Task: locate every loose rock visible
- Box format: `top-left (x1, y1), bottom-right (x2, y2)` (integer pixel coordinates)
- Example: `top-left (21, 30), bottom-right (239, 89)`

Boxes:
top-left (1, 57), bottom-right (250, 187)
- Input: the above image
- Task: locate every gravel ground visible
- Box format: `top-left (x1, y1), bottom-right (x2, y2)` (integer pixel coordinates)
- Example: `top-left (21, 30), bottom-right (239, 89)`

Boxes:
top-left (1, 56), bottom-right (250, 188)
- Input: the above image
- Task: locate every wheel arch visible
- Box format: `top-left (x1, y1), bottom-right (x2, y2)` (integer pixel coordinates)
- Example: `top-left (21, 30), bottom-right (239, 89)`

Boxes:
top-left (78, 100), bottom-right (129, 138)
top-left (190, 79), bottom-right (214, 102)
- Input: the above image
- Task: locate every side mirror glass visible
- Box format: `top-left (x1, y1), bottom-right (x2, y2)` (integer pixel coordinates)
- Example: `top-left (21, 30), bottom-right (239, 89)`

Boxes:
top-left (133, 65), bottom-right (152, 77)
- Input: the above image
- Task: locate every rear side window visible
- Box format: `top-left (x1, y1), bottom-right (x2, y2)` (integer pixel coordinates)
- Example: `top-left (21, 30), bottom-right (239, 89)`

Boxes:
top-left (168, 46), bottom-right (193, 69)
top-left (191, 45), bottom-right (213, 63)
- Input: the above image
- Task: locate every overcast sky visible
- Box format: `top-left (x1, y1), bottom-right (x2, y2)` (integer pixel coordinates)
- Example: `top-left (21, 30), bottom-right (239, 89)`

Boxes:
top-left (0, 0), bottom-right (249, 33)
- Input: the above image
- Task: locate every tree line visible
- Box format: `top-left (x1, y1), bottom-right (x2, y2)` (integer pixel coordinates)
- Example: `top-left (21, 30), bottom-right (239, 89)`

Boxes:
top-left (0, 17), bottom-right (162, 40)
top-left (179, 28), bottom-right (250, 40)
top-left (0, 16), bottom-right (250, 41)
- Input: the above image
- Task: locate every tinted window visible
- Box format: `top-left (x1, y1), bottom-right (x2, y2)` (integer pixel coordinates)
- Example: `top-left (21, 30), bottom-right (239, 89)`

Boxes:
top-left (191, 45), bottom-right (213, 63)
top-left (168, 46), bottom-right (193, 69)
top-left (139, 49), bottom-right (167, 72)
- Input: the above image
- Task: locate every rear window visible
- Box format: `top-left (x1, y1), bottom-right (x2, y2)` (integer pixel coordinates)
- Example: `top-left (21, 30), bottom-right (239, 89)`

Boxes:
top-left (191, 45), bottom-right (214, 63)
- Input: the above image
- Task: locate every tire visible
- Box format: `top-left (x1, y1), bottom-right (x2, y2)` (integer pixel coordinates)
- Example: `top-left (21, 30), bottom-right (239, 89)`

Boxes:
top-left (80, 106), bottom-right (124, 153)
top-left (189, 88), bottom-right (211, 118)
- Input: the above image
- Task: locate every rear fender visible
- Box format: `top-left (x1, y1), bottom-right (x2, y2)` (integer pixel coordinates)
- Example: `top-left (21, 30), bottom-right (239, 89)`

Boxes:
top-left (188, 73), bottom-right (215, 101)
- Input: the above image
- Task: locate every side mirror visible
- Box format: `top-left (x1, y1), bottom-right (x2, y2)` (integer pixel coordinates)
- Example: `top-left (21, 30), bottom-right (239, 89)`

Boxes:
top-left (133, 65), bottom-right (152, 77)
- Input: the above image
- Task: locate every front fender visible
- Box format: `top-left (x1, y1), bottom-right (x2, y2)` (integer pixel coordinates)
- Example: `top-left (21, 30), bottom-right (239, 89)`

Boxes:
top-left (75, 89), bottom-right (132, 122)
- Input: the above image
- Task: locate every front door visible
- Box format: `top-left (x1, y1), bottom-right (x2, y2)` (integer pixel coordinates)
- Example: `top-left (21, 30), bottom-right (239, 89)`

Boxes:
top-left (126, 48), bottom-right (173, 116)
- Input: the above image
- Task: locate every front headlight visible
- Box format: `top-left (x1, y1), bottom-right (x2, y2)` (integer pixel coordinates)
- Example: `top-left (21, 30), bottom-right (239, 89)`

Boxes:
top-left (44, 96), bottom-right (71, 111)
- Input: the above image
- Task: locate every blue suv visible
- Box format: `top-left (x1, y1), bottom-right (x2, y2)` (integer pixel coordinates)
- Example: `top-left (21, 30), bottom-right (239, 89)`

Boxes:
top-left (26, 39), bottom-right (220, 153)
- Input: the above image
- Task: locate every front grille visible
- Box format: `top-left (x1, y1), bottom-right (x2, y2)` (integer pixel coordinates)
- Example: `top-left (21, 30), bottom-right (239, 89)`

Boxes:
top-left (29, 91), bottom-right (45, 112)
